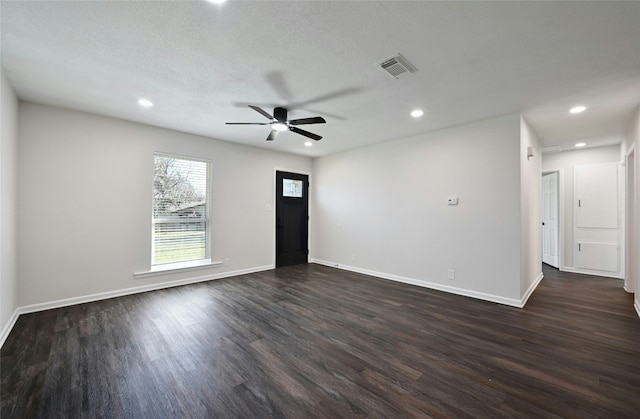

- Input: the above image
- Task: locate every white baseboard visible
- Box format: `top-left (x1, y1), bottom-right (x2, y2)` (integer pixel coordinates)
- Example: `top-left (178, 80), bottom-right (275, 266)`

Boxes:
top-left (18, 265), bottom-right (273, 315)
top-left (0, 308), bottom-right (20, 349)
top-left (311, 259), bottom-right (532, 308)
top-left (521, 272), bottom-right (544, 306)
top-left (635, 299), bottom-right (640, 320)
top-left (561, 266), bottom-right (623, 280)
top-left (1, 265), bottom-right (273, 349)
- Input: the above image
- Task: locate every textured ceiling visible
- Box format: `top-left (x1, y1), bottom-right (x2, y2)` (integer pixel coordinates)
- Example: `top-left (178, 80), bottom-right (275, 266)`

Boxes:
top-left (1, 1), bottom-right (639, 157)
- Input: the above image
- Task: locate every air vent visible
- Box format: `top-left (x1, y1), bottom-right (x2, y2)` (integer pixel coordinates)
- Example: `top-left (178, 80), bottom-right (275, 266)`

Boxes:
top-left (378, 53), bottom-right (418, 79)
top-left (542, 146), bottom-right (563, 154)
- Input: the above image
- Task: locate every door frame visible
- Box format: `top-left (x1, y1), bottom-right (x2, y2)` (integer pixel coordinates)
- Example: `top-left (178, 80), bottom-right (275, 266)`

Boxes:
top-left (542, 169), bottom-right (564, 270)
top-left (273, 167), bottom-right (312, 267)
top-left (625, 145), bottom-right (636, 292)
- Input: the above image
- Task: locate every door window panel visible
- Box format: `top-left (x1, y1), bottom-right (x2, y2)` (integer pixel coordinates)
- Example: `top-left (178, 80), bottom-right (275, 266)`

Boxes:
top-left (283, 179), bottom-right (303, 197)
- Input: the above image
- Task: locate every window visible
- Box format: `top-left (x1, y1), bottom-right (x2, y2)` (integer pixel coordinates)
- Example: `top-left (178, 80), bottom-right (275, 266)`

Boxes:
top-left (282, 178), bottom-right (304, 197)
top-left (153, 154), bottom-right (210, 266)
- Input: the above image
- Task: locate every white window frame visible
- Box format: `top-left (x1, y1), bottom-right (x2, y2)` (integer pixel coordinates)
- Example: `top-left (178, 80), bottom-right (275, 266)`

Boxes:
top-left (151, 152), bottom-right (212, 269)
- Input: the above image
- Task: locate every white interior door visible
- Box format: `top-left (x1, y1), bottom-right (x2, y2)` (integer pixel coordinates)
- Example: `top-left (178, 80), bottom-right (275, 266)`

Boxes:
top-left (542, 172), bottom-right (559, 268)
top-left (574, 163), bottom-right (620, 276)
top-left (575, 163), bottom-right (618, 228)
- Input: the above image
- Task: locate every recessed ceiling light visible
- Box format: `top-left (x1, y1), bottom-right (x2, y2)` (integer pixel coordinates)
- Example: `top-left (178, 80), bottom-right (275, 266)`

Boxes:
top-left (575, 142), bottom-right (586, 147)
top-left (206, 0), bottom-right (227, 4)
top-left (410, 109), bottom-right (424, 118)
top-left (138, 98), bottom-right (154, 108)
top-left (569, 105), bottom-right (586, 114)
top-left (304, 141), bottom-right (313, 147)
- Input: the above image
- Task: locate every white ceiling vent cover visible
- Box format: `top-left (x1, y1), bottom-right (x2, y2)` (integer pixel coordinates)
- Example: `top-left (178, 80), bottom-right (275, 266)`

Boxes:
top-left (542, 146), bottom-right (563, 154)
top-left (378, 53), bottom-right (418, 79)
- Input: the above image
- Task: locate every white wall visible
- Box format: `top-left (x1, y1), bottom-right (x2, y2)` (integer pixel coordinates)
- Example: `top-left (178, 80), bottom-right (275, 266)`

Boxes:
top-left (312, 114), bottom-right (529, 305)
top-left (542, 145), bottom-right (622, 274)
top-left (520, 117), bottom-right (543, 296)
top-left (17, 102), bottom-right (312, 307)
top-left (0, 69), bottom-right (19, 343)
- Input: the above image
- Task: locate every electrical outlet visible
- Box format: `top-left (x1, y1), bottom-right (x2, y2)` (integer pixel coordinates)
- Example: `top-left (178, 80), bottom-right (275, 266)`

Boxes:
top-left (224, 258), bottom-right (230, 267)
top-left (447, 269), bottom-right (455, 280)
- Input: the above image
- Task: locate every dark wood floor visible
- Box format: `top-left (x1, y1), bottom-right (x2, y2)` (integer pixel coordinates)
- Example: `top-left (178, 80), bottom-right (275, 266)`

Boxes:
top-left (2, 264), bottom-right (639, 418)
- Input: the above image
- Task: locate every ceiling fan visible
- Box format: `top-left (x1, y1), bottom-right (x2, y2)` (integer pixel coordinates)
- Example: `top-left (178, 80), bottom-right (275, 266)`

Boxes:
top-left (226, 105), bottom-right (326, 141)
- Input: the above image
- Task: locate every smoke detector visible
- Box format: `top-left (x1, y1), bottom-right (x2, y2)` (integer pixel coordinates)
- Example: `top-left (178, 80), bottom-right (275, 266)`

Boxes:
top-left (378, 53), bottom-right (418, 79)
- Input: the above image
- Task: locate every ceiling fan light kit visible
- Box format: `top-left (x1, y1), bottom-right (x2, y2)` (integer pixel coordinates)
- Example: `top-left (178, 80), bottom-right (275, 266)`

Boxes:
top-left (226, 105), bottom-right (326, 142)
top-left (272, 122), bottom-right (288, 132)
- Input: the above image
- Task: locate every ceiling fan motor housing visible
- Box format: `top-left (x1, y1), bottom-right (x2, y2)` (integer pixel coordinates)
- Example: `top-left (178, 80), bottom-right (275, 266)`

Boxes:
top-left (274, 107), bottom-right (287, 122)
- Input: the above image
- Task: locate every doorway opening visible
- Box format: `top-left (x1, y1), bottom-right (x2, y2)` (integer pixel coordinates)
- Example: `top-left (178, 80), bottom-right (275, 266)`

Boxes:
top-left (542, 171), bottom-right (560, 268)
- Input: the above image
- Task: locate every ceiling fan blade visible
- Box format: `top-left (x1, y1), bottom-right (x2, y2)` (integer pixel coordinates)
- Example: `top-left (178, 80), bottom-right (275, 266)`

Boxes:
top-left (288, 116), bottom-right (326, 125)
top-left (290, 126), bottom-right (322, 141)
top-left (265, 71), bottom-right (293, 102)
top-left (273, 107), bottom-right (288, 123)
top-left (225, 122), bottom-right (270, 125)
top-left (266, 130), bottom-right (279, 141)
top-left (248, 105), bottom-right (273, 120)
top-left (288, 86), bottom-right (363, 108)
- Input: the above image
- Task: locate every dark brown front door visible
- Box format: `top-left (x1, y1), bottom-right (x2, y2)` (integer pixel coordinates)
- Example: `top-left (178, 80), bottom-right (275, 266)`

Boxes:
top-left (276, 171), bottom-right (309, 267)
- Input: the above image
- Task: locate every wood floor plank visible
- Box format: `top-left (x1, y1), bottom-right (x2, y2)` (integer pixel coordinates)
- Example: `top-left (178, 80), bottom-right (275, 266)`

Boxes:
top-left (2, 264), bottom-right (640, 418)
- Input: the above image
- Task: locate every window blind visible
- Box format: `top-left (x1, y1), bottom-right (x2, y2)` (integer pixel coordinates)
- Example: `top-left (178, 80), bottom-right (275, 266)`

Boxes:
top-left (152, 154), bottom-right (209, 265)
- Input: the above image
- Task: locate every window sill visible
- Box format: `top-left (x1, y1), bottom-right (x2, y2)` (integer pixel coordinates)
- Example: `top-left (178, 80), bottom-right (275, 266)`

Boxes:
top-left (134, 259), bottom-right (223, 279)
